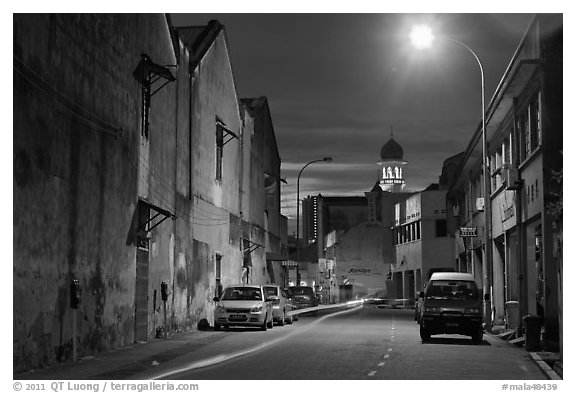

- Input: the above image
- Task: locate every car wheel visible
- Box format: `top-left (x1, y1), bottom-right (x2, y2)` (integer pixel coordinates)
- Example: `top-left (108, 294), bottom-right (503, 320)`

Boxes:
top-left (278, 311), bottom-right (286, 326)
top-left (420, 324), bottom-right (431, 342)
top-left (260, 319), bottom-right (267, 331)
top-left (471, 324), bottom-right (483, 344)
top-left (267, 315), bottom-right (274, 329)
top-left (286, 313), bottom-right (293, 325)
top-left (214, 323), bottom-right (221, 331)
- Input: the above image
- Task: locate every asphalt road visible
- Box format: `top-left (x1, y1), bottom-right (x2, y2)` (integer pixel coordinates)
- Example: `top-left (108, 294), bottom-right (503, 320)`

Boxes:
top-left (158, 305), bottom-right (546, 380)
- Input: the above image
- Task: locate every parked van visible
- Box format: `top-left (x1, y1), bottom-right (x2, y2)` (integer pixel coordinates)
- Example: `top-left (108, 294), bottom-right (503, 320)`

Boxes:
top-left (418, 272), bottom-right (484, 343)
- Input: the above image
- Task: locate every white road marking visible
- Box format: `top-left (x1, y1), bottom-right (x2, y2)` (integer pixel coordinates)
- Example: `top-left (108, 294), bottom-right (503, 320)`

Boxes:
top-left (149, 304), bottom-right (364, 380)
top-left (384, 354), bottom-right (390, 359)
top-left (378, 362), bottom-right (385, 367)
top-left (387, 348), bottom-right (393, 352)
top-left (368, 371), bottom-right (377, 376)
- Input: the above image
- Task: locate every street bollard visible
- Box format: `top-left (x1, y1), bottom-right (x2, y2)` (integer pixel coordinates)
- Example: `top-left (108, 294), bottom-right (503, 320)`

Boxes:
top-left (523, 314), bottom-right (542, 352)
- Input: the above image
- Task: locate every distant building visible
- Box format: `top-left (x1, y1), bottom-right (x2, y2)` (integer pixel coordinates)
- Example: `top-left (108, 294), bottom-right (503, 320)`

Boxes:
top-left (302, 135), bottom-right (412, 302)
top-left (390, 184), bottom-right (455, 302)
top-left (378, 134), bottom-right (407, 192)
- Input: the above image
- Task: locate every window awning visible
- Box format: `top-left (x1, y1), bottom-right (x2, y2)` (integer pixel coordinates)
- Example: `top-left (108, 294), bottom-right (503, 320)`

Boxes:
top-left (138, 198), bottom-right (176, 233)
top-left (217, 120), bottom-right (238, 146)
top-left (243, 238), bottom-right (263, 255)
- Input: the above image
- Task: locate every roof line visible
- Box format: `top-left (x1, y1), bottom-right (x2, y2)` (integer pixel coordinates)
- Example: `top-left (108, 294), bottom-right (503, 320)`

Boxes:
top-left (446, 14), bottom-right (538, 195)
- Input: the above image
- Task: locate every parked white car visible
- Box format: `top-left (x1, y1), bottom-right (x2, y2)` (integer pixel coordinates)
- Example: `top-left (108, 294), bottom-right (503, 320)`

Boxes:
top-left (263, 285), bottom-right (295, 325)
top-left (213, 284), bottom-right (274, 331)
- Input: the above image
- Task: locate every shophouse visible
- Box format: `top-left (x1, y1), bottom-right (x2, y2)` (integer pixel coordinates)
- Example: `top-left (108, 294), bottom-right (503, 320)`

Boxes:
top-left (446, 14), bottom-right (562, 350)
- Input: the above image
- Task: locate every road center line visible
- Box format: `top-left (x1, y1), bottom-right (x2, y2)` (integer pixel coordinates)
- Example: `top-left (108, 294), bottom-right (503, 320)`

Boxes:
top-left (368, 371), bottom-right (377, 376)
top-left (150, 305), bottom-right (364, 379)
top-left (378, 362), bottom-right (385, 367)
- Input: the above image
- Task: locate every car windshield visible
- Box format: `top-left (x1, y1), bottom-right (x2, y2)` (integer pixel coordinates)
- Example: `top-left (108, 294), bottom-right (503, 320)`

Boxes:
top-left (221, 287), bottom-right (263, 301)
top-left (289, 287), bottom-right (314, 296)
top-left (425, 280), bottom-right (479, 299)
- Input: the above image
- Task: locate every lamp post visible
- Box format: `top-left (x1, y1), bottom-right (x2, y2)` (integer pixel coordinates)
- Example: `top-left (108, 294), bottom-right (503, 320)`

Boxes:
top-left (296, 157), bottom-right (333, 287)
top-left (410, 25), bottom-right (493, 330)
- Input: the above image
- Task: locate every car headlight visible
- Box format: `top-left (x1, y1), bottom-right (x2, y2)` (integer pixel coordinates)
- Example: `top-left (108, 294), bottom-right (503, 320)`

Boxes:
top-left (425, 307), bottom-right (441, 313)
top-left (250, 305), bottom-right (263, 313)
top-left (465, 308), bottom-right (481, 314)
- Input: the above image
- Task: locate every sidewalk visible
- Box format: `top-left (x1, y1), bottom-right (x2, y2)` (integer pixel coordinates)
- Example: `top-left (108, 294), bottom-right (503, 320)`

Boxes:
top-left (488, 329), bottom-right (562, 380)
top-left (14, 329), bottom-right (227, 380)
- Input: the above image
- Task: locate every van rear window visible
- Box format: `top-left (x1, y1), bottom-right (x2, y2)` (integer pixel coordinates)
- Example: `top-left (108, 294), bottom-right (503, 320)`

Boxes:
top-left (425, 280), bottom-right (479, 299)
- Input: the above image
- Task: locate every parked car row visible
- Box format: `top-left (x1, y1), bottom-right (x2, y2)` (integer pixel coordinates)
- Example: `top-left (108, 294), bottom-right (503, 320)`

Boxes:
top-left (213, 284), bottom-right (304, 331)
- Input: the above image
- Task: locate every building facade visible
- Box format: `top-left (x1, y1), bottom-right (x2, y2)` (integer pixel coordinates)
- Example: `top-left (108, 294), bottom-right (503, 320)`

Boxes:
top-left (446, 15), bottom-right (562, 350)
top-left (391, 186), bottom-right (455, 302)
top-left (13, 15), bottom-right (287, 372)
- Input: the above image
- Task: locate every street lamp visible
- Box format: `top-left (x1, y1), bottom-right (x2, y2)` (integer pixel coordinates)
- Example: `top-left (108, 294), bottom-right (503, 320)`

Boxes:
top-left (410, 25), bottom-right (493, 330)
top-left (296, 157), bottom-right (333, 287)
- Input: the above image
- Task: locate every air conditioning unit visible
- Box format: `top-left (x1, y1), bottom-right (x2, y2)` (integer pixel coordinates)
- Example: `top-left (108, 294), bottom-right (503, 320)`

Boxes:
top-left (503, 164), bottom-right (520, 190)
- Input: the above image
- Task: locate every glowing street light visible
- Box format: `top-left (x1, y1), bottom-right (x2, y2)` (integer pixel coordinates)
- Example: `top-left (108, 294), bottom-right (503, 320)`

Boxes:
top-left (409, 24), bottom-right (435, 49)
top-left (409, 25), bottom-right (493, 330)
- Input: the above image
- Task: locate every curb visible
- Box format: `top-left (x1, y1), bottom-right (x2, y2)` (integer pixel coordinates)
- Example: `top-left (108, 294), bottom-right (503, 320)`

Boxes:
top-left (529, 352), bottom-right (562, 380)
top-left (487, 333), bottom-right (562, 381)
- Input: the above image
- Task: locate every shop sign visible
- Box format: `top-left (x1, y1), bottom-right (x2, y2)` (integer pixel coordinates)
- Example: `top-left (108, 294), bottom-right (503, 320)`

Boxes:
top-left (460, 227), bottom-right (478, 237)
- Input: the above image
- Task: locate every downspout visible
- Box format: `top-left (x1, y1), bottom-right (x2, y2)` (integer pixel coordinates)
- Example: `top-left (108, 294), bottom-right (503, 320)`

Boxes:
top-left (188, 72), bottom-right (193, 200)
top-left (512, 99), bottom-right (526, 334)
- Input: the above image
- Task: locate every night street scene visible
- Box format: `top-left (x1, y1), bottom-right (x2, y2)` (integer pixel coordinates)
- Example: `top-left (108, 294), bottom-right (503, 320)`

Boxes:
top-left (11, 7), bottom-right (565, 390)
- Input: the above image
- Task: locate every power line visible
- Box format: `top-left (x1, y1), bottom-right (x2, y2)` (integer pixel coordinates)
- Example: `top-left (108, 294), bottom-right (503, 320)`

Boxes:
top-left (14, 56), bottom-right (232, 226)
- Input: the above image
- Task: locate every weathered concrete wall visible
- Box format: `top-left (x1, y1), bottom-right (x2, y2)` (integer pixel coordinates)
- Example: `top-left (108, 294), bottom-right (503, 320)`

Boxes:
top-left (13, 14), bottom-right (175, 371)
top-left (337, 223), bottom-right (388, 297)
top-left (241, 97), bottom-right (285, 286)
top-left (190, 33), bottom-right (242, 212)
top-left (13, 15), bottom-right (283, 372)
top-left (187, 28), bottom-right (245, 320)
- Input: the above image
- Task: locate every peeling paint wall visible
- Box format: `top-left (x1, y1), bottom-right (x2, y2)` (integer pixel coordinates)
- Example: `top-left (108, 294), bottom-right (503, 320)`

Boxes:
top-left (13, 14), bottom-right (175, 372)
top-left (187, 29), bottom-right (246, 322)
top-left (337, 223), bottom-right (389, 297)
top-left (13, 15), bottom-right (283, 373)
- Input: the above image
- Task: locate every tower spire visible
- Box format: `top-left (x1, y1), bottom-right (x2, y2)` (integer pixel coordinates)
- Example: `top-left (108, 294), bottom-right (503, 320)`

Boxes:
top-left (390, 126), bottom-right (394, 139)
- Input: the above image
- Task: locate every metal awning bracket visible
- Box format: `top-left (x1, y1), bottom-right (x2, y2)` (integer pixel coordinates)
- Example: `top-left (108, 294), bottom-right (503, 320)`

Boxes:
top-left (243, 238), bottom-right (263, 255)
top-left (138, 199), bottom-right (176, 233)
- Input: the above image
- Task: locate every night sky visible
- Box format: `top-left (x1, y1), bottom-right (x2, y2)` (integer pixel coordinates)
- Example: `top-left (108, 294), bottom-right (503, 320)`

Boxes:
top-left (170, 12), bottom-right (540, 232)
